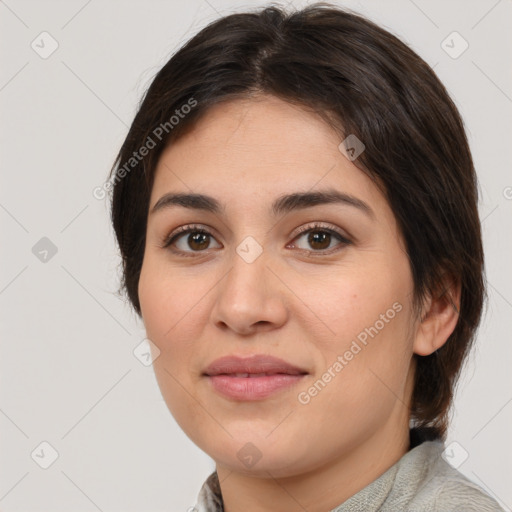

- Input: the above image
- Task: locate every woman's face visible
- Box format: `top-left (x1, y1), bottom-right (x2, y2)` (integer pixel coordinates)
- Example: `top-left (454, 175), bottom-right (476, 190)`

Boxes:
top-left (139, 95), bottom-right (419, 477)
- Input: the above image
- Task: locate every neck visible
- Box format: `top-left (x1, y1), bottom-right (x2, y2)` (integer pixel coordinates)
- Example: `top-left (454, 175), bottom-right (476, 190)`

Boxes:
top-left (216, 418), bottom-right (411, 512)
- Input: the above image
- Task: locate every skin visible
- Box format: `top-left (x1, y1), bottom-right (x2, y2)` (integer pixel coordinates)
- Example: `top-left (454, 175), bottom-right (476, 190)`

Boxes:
top-left (138, 95), bottom-right (459, 512)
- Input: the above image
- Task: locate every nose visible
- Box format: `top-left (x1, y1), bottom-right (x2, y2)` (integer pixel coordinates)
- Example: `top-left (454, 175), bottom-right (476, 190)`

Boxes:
top-left (210, 248), bottom-right (289, 336)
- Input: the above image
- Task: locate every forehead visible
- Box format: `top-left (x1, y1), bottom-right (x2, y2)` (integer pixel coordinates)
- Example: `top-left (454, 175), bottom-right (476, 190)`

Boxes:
top-left (150, 95), bottom-right (385, 215)
top-left (159, 95), bottom-right (338, 164)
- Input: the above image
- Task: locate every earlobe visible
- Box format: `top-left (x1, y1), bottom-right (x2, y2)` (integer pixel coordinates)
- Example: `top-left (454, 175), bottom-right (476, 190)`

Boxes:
top-left (413, 279), bottom-right (461, 356)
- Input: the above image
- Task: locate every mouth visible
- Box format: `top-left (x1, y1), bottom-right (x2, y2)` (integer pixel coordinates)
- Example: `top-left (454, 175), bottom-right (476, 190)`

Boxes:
top-left (203, 353), bottom-right (308, 376)
top-left (203, 354), bottom-right (308, 401)
top-left (215, 372), bottom-right (300, 377)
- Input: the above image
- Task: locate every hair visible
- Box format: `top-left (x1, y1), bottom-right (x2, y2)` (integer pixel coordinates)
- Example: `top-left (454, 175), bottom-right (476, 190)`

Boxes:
top-left (108, 2), bottom-right (485, 439)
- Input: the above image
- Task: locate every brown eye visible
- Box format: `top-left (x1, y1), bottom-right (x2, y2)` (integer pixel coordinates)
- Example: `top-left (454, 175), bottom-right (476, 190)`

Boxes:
top-left (307, 231), bottom-right (332, 250)
top-left (290, 224), bottom-right (351, 253)
top-left (187, 232), bottom-right (211, 251)
top-left (164, 227), bottom-right (222, 254)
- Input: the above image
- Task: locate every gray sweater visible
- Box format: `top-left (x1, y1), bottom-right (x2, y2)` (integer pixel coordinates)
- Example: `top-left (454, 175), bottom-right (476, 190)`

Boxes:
top-left (194, 440), bottom-right (503, 511)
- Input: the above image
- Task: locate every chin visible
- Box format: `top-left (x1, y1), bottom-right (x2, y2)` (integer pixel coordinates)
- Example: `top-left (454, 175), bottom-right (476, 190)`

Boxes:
top-left (198, 433), bottom-right (315, 478)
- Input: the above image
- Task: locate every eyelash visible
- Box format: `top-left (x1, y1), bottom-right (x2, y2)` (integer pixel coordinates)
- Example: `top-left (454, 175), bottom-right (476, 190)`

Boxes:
top-left (161, 222), bottom-right (352, 258)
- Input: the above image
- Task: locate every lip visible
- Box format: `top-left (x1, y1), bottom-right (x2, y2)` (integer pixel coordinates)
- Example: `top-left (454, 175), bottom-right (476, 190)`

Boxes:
top-left (203, 354), bottom-right (308, 401)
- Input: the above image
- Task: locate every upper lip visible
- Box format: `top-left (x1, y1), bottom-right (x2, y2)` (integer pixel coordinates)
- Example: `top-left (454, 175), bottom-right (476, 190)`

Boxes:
top-left (203, 354), bottom-right (308, 376)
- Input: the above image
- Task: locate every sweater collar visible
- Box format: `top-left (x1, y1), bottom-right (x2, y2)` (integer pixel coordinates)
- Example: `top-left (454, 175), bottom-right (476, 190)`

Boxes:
top-left (193, 428), bottom-right (442, 512)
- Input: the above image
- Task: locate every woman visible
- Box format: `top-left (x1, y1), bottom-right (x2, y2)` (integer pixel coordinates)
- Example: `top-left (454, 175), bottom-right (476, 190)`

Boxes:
top-left (108, 3), bottom-right (503, 511)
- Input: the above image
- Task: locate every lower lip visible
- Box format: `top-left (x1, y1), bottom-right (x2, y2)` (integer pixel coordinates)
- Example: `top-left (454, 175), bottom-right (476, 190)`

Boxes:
top-left (206, 374), bottom-right (306, 400)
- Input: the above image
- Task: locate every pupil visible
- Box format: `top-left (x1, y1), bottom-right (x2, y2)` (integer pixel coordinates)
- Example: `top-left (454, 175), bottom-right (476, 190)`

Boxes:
top-left (308, 231), bottom-right (330, 250)
top-left (189, 232), bottom-right (209, 250)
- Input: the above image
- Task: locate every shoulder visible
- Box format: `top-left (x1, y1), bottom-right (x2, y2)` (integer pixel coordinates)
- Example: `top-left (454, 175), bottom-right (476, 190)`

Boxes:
top-left (388, 441), bottom-right (504, 512)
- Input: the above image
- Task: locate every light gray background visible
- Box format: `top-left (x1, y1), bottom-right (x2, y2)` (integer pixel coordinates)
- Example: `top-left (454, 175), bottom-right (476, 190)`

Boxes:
top-left (1, 0), bottom-right (511, 510)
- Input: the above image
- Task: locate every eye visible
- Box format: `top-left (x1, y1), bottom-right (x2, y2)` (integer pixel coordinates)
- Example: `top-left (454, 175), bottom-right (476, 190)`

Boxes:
top-left (162, 222), bottom-right (351, 257)
top-left (288, 223), bottom-right (351, 253)
top-left (162, 225), bottom-right (222, 255)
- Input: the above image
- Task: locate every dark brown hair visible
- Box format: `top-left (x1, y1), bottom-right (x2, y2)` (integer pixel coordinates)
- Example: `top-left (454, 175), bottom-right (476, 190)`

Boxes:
top-left (108, 3), bottom-right (485, 439)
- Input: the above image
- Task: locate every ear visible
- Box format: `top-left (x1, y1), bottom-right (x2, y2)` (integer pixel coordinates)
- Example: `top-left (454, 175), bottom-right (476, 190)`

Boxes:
top-left (413, 276), bottom-right (461, 356)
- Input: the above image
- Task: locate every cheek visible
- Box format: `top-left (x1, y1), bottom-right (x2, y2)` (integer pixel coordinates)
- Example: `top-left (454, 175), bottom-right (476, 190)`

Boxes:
top-left (321, 296), bottom-right (414, 413)
top-left (308, 262), bottom-right (415, 400)
top-left (293, 301), bottom-right (414, 453)
top-left (312, 264), bottom-right (409, 345)
top-left (138, 258), bottom-right (209, 348)
top-left (138, 262), bottom-right (210, 433)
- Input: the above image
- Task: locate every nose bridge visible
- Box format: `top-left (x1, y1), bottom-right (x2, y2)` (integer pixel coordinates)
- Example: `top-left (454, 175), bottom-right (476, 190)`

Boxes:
top-left (224, 240), bottom-right (271, 306)
top-left (211, 238), bottom-right (288, 333)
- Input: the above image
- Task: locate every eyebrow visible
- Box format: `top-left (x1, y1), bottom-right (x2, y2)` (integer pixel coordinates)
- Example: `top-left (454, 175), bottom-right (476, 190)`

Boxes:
top-left (150, 188), bottom-right (374, 218)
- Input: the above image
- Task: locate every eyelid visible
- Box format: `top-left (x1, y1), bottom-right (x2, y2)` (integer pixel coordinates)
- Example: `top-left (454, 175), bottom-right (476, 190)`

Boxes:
top-left (162, 224), bottom-right (221, 249)
top-left (289, 222), bottom-right (352, 244)
top-left (284, 223), bottom-right (352, 257)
